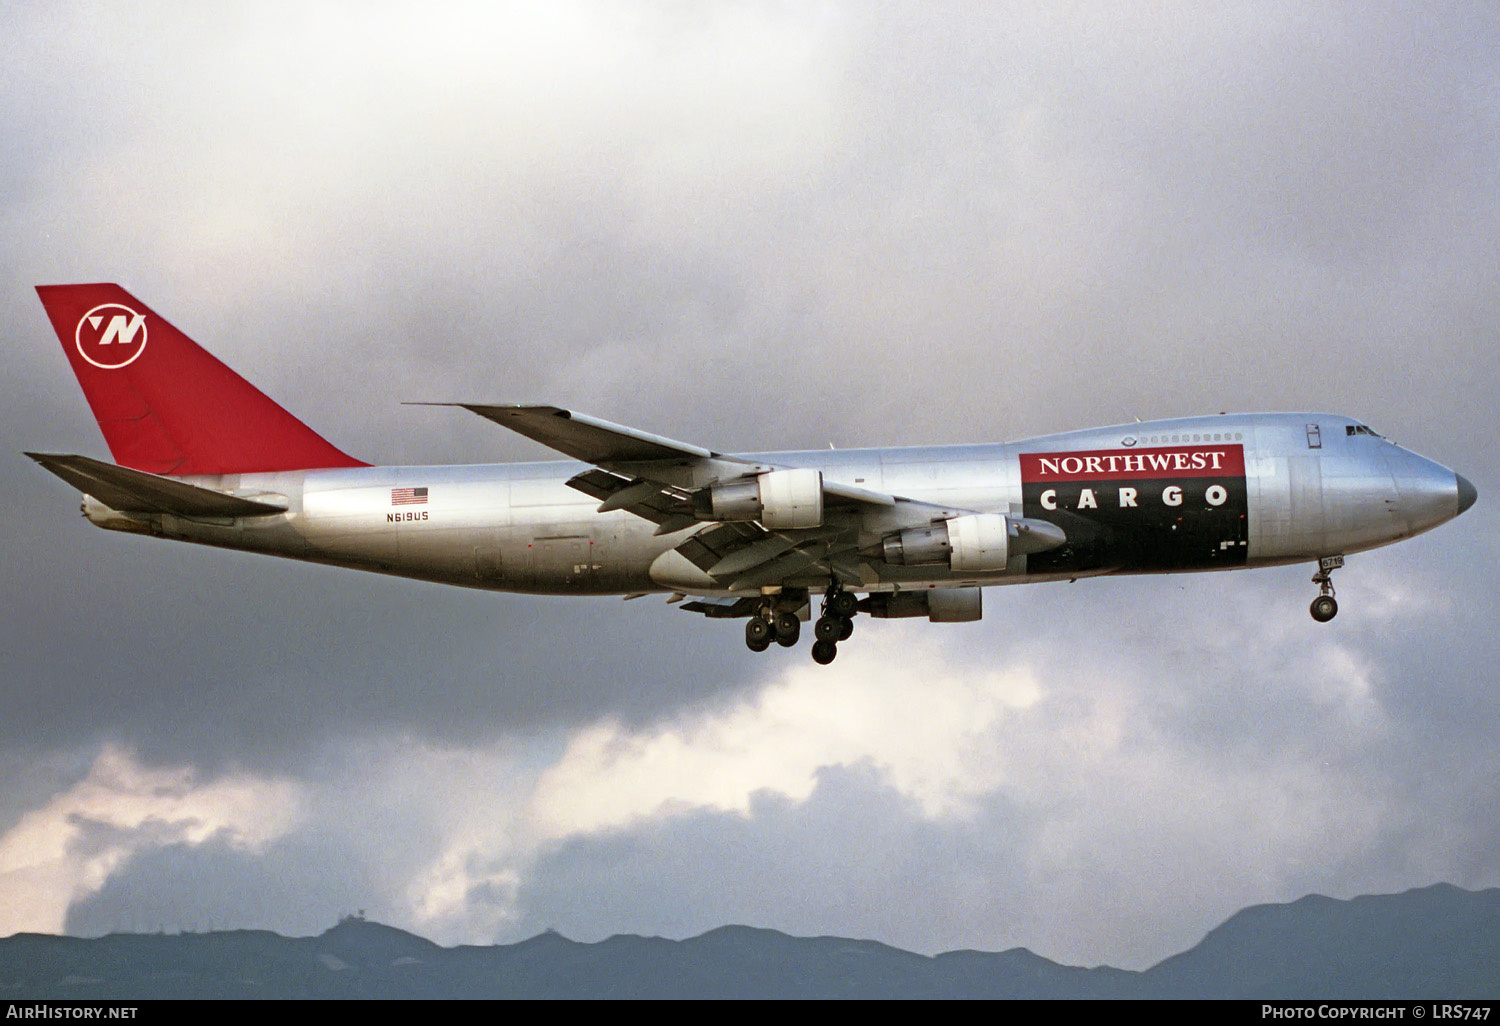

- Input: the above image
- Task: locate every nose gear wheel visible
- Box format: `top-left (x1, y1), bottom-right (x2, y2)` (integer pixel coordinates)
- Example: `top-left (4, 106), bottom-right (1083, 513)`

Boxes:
top-left (1309, 555), bottom-right (1343, 623)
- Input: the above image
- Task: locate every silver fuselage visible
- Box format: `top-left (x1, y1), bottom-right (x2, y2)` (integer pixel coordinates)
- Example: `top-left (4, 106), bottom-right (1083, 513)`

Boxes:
top-left (90, 413), bottom-right (1468, 597)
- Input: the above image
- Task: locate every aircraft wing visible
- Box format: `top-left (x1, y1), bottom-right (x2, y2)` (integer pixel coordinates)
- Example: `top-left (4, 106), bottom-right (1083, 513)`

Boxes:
top-left (26, 452), bottom-right (288, 517)
top-left (439, 403), bottom-right (975, 590)
top-left (442, 404), bottom-right (738, 465)
top-left (443, 402), bottom-right (904, 507)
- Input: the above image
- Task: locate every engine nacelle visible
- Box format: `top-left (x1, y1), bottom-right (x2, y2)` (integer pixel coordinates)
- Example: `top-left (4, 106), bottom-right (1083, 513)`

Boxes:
top-left (858, 589), bottom-right (983, 622)
top-left (927, 588), bottom-right (982, 622)
top-left (882, 512), bottom-right (1010, 572)
top-left (701, 468), bottom-right (824, 530)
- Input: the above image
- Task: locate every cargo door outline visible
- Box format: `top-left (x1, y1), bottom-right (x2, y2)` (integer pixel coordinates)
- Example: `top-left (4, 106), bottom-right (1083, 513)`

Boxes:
top-left (529, 532), bottom-right (597, 587)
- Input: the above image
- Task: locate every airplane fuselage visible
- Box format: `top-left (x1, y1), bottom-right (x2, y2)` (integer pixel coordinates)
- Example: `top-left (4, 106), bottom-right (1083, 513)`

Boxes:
top-left (87, 412), bottom-right (1468, 601)
top-left (33, 283), bottom-right (1477, 662)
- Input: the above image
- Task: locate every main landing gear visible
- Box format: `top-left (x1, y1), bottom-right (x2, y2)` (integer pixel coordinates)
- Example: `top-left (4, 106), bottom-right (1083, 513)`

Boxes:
top-left (744, 615), bottom-right (773, 652)
top-left (744, 598), bottom-right (804, 653)
top-left (1309, 555), bottom-right (1343, 623)
top-left (811, 586), bottom-right (856, 665)
top-left (743, 585), bottom-right (859, 665)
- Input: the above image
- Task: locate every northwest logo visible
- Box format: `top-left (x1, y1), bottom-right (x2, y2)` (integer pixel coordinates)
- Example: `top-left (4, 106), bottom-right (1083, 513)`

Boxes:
top-left (75, 304), bottom-right (148, 369)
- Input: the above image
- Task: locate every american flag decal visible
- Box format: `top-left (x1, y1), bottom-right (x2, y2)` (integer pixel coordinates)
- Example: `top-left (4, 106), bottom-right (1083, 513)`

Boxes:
top-left (391, 487), bottom-right (428, 506)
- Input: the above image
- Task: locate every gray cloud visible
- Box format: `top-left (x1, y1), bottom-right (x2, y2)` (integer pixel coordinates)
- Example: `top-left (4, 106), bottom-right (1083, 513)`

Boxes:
top-left (65, 833), bottom-right (376, 937)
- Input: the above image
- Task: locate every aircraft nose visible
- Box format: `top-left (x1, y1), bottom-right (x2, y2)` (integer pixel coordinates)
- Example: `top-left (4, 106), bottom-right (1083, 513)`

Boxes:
top-left (1388, 452), bottom-right (1474, 536)
top-left (1456, 473), bottom-right (1478, 516)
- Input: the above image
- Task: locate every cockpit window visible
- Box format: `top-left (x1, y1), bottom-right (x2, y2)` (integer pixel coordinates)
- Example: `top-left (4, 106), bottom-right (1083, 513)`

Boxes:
top-left (1345, 424), bottom-right (1383, 438)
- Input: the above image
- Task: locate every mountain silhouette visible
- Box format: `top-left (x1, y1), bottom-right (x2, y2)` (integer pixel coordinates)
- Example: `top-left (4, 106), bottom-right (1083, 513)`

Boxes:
top-left (2, 884), bottom-right (1495, 998)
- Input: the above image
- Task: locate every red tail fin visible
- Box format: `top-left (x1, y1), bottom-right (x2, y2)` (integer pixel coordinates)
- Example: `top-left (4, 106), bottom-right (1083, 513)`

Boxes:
top-left (36, 284), bottom-right (368, 475)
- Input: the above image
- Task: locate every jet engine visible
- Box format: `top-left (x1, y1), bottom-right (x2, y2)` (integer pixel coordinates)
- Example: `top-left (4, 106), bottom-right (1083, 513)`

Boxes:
top-left (858, 588), bottom-right (983, 622)
top-left (697, 468), bottom-right (824, 529)
top-left (880, 513), bottom-right (1066, 572)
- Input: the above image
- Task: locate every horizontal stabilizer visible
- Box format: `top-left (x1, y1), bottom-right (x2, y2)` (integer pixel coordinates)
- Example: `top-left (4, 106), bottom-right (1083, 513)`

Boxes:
top-left (26, 453), bottom-right (288, 518)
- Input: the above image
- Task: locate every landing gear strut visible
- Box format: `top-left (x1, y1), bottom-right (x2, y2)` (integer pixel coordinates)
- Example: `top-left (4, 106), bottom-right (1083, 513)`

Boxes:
top-left (1309, 555), bottom-right (1342, 623)
top-left (811, 585), bottom-right (858, 664)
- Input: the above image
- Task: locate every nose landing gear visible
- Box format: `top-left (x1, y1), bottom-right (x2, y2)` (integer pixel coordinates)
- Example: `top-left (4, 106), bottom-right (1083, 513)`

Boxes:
top-left (1309, 555), bottom-right (1343, 623)
top-left (1310, 594), bottom-right (1338, 622)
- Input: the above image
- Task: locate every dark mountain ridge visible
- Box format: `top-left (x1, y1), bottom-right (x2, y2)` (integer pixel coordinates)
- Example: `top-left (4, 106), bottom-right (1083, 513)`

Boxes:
top-left (2, 883), bottom-right (1495, 999)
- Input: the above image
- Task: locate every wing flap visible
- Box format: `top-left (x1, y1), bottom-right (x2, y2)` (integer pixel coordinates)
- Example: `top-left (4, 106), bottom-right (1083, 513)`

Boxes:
top-left (678, 595), bottom-right (762, 619)
top-left (670, 520), bottom-right (863, 591)
top-left (726, 547), bottom-right (828, 591)
top-left (673, 522), bottom-right (768, 574)
top-left (705, 533), bottom-right (800, 578)
top-left (725, 534), bottom-right (865, 591)
top-left (564, 469), bottom-right (695, 527)
top-left (27, 453), bottom-right (287, 518)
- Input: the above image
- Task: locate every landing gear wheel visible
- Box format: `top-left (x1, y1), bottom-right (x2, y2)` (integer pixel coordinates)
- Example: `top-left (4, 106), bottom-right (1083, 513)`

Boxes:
top-left (1309, 556), bottom-right (1342, 624)
top-left (775, 614), bottom-right (801, 647)
top-left (828, 591), bottom-right (858, 619)
top-left (746, 616), bottom-right (772, 647)
top-left (814, 616), bottom-right (842, 642)
top-left (1310, 595), bottom-right (1338, 623)
top-left (811, 639), bottom-right (838, 665)
top-left (837, 616), bottom-right (854, 641)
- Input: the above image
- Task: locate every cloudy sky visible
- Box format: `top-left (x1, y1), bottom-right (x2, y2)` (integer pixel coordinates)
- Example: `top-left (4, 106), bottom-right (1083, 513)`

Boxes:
top-left (2, 1), bottom-right (1497, 969)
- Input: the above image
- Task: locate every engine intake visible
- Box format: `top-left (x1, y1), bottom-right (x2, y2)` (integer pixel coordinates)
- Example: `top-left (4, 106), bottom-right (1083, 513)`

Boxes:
top-left (698, 468), bottom-right (824, 530)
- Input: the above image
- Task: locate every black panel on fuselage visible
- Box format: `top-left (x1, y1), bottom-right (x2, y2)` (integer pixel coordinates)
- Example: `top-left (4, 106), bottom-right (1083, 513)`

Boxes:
top-left (1020, 444), bottom-right (1249, 573)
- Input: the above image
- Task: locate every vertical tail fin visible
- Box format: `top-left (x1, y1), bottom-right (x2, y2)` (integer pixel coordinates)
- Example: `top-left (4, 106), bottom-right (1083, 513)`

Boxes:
top-left (36, 284), bottom-right (368, 475)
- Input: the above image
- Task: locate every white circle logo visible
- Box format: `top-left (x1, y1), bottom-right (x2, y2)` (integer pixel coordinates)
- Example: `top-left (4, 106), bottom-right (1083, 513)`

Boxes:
top-left (75, 304), bottom-right (149, 369)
